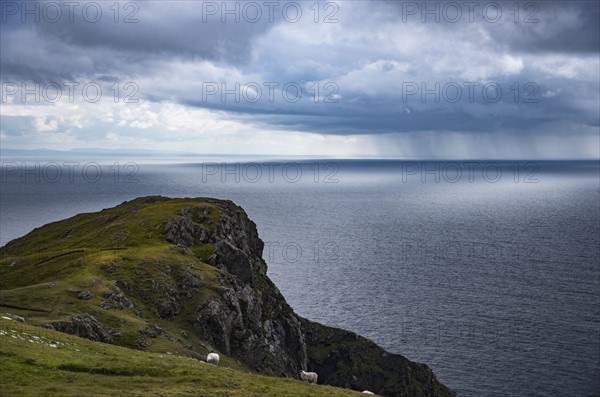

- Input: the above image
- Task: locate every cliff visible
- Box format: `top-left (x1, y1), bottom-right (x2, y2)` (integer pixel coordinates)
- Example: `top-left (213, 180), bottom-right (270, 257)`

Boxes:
top-left (0, 196), bottom-right (454, 396)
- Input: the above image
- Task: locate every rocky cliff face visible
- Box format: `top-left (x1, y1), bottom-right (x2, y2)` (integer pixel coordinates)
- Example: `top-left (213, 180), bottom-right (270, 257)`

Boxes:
top-left (177, 200), bottom-right (308, 376)
top-left (0, 196), bottom-right (454, 397)
top-left (302, 318), bottom-right (452, 397)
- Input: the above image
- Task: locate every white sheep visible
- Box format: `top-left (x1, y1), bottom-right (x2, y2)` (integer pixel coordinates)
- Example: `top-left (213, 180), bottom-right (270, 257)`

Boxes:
top-left (300, 370), bottom-right (318, 384)
top-left (362, 391), bottom-right (375, 395)
top-left (206, 352), bottom-right (220, 365)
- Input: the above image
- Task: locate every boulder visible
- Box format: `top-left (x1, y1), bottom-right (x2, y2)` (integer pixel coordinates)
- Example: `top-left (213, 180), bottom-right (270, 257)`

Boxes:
top-left (45, 313), bottom-right (112, 343)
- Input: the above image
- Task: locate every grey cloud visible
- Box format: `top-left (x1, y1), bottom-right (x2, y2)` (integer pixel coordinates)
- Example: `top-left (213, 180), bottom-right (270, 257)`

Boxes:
top-left (378, 0), bottom-right (599, 53)
top-left (1, 1), bottom-right (284, 81)
top-left (178, 72), bottom-right (598, 136)
top-left (0, 0), bottom-right (598, 155)
top-left (486, 1), bottom-right (600, 54)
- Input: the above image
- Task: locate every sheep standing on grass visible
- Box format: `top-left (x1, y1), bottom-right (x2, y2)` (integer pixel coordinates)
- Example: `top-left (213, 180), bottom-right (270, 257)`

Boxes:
top-left (300, 370), bottom-right (318, 384)
top-left (206, 352), bottom-right (220, 365)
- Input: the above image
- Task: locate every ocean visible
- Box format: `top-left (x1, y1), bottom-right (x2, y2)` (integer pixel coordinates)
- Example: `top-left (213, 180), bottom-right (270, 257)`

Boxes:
top-left (1, 159), bottom-right (599, 396)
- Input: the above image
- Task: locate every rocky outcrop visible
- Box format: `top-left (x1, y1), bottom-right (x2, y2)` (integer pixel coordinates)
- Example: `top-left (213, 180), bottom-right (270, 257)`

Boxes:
top-left (141, 323), bottom-right (163, 338)
top-left (45, 313), bottom-right (112, 343)
top-left (193, 272), bottom-right (308, 375)
top-left (100, 281), bottom-right (133, 310)
top-left (77, 290), bottom-right (92, 300)
top-left (302, 318), bottom-right (451, 396)
top-left (164, 207), bottom-right (210, 247)
top-left (193, 200), bottom-right (308, 376)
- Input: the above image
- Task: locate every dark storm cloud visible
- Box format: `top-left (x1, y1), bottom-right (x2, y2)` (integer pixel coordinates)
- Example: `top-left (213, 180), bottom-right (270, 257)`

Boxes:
top-left (485, 1), bottom-right (600, 54)
top-left (179, 71), bottom-right (599, 136)
top-left (378, 0), bottom-right (599, 53)
top-left (31, 3), bottom-right (268, 61)
top-left (0, 0), bottom-right (598, 155)
top-left (0, 1), bottom-right (282, 81)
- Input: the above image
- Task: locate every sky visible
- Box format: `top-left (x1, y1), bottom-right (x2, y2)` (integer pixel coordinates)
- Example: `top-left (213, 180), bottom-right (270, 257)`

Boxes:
top-left (0, 0), bottom-right (599, 158)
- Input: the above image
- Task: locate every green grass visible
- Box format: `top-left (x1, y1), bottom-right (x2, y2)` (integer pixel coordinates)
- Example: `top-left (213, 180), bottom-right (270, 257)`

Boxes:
top-left (0, 197), bottom-right (232, 365)
top-left (0, 196), bottom-right (219, 257)
top-left (0, 318), bottom-right (369, 397)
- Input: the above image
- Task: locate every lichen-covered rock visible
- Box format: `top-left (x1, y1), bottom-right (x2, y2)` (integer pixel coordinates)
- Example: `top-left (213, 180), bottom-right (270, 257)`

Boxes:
top-left (77, 290), bottom-right (93, 300)
top-left (208, 240), bottom-right (255, 284)
top-left (164, 215), bottom-right (194, 247)
top-left (210, 203), bottom-right (267, 276)
top-left (101, 281), bottom-right (133, 310)
top-left (192, 276), bottom-right (308, 376)
top-left (45, 313), bottom-right (112, 343)
top-left (141, 323), bottom-right (163, 338)
top-left (182, 270), bottom-right (203, 288)
top-left (156, 300), bottom-right (180, 320)
top-left (164, 208), bottom-right (211, 247)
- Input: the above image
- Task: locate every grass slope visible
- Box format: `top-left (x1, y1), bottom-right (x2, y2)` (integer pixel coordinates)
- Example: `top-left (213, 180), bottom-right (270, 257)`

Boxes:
top-left (0, 318), bottom-right (371, 396)
top-left (0, 197), bottom-right (237, 367)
